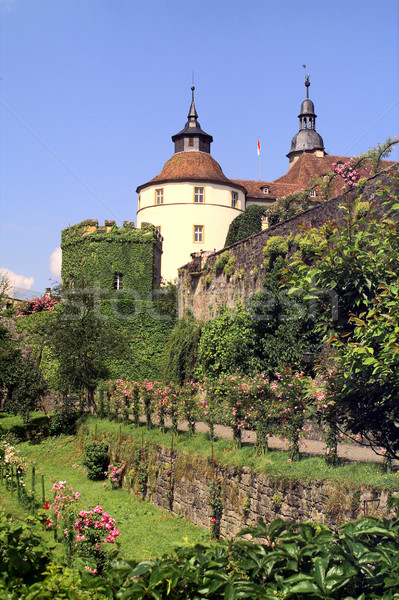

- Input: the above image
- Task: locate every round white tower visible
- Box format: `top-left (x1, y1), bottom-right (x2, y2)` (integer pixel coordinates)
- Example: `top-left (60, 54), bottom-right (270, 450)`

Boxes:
top-left (136, 87), bottom-right (245, 281)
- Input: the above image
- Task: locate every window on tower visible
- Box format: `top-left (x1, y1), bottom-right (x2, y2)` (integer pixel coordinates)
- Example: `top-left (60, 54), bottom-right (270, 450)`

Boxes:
top-left (155, 189), bottom-right (164, 204)
top-left (231, 191), bottom-right (238, 208)
top-left (194, 187), bottom-right (204, 203)
top-left (113, 273), bottom-right (123, 290)
top-left (194, 225), bottom-right (204, 243)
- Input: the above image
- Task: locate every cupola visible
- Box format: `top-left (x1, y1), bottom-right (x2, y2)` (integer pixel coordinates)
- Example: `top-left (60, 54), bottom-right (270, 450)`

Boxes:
top-left (287, 75), bottom-right (325, 168)
top-left (171, 86), bottom-right (213, 154)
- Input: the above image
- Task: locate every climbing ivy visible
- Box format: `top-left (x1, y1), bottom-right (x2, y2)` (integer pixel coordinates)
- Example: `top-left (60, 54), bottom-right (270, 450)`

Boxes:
top-left (224, 205), bottom-right (268, 246)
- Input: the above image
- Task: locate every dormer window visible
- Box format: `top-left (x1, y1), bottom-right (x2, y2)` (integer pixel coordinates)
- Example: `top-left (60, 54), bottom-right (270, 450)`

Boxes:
top-left (263, 186), bottom-right (270, 195)
top-left (113, 273), bottom-right (123, 290)
top-left (310, 190), bottom-right (317, 198)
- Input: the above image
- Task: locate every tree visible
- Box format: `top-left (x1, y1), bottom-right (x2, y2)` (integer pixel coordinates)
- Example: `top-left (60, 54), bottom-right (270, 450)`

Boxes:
top-left (247, 257), bottom-right (322, 377)
top-left (47, 287), bottom-right (127, 410)
top-left (196, 305), bottom-right (261, 380)
top-left (333, 283), bottom-right (399, 462)
top-left (162, 310), bottom-right (202, 384)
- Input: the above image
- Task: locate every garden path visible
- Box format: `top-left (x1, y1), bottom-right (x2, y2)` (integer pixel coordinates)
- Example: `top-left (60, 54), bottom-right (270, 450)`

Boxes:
top-left (142, 416), bottom-right (398, 466)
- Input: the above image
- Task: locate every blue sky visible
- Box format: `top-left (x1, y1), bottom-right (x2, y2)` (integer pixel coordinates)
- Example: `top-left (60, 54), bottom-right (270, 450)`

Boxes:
top-left (1, 0), bottom-right (398, 296)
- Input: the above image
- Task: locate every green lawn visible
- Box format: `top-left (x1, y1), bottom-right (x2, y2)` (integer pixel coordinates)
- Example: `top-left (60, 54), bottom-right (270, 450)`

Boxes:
top-left (1, 433), bottom-right (209, 561)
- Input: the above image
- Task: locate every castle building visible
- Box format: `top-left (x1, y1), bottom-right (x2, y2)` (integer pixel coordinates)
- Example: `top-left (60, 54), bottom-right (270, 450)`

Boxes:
top-left (136, 86), bottom-right (246, 282)
top-left (136, 76), bottom-right (375, 281)
top-left (63, 78), bottom-right (395, 290)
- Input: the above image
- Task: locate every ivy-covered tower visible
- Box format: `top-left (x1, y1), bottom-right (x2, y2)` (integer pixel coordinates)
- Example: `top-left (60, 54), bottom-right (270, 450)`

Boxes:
top-left (61, 219), bottom-right (162, 298)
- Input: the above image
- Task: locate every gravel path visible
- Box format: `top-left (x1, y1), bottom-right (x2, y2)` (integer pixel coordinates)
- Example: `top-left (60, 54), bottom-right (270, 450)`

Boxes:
top-left (148, 417), bottom-right (396, 466)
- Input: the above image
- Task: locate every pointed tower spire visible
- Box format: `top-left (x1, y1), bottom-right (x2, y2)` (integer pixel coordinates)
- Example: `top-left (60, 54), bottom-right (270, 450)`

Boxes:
top-left (187, 85), bottom-right (198, 122)
top-left (172, 85), bottom-right (213, 153)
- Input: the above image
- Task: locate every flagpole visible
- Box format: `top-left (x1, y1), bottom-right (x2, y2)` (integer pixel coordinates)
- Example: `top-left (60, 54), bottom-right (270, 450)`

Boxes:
top-left (257, 137), bottom-right (261, 181)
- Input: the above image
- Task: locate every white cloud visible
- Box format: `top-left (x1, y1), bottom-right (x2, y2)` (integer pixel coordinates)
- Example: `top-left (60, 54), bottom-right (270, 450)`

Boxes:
top-left (0, 267), bottom-right (34, 291)
top-left (50, 247), bottom-right (62, 278)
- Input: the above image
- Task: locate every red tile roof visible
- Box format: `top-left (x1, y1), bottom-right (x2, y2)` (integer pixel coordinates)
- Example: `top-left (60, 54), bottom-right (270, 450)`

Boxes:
top-left (136, 151), bottom-right (246, 193)
top-left (235, 153), bottom-right (397, 200)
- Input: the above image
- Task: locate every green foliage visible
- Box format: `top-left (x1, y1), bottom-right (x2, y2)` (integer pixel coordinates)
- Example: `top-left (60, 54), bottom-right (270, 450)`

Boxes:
top-left (95, 502), bottom-right (399, 599)
top-left (0, 511), bottom-right (50, 590)
top-left (247, 259), bottom-right (322, 377)
top-left (225, 204), bottom-right (268, 246)
top-left (223, 255), bottom-right (236, 277)
top-left (49, 398), bottom-right (82, 436)
top-left (61, 221), bottom-right (155, 298)
top-left (3, 355), bottom-right (47, 422)
top-left (44, 289), bottom-right (129, 409)
top-left (196, 305), bottom-right (261, 379)
top-left (82, 441), bottom-right (109, 480)
top-left (162, 311), bottom-right (202, 384)
top-left (214, 250), bottom-right (230, 273)
top-left (263, 235), bottom-right (288, 268)
top-left (333, 282), bottom-right (399, 461)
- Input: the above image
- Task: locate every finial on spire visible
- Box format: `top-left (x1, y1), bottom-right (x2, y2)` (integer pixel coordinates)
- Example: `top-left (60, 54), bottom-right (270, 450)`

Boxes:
top-left (188, 82), bottom-right (198, 120)
top-left (305, 74), bottom-right (310, 99)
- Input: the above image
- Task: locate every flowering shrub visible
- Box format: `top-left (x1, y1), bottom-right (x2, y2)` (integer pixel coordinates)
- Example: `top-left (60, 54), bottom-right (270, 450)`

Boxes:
top-left (47, 481), bottom-right (82, 553)
top-left (332, 158), bottom-right (360, 188)
top-left (303, 370), bottom-right (341, 465)
top-left (104, 460), bottom-right (125, 489)
top-left (179, 381), bottom-right (200, 435)
top-left (0, 442), bottom-right (30, 503)
top-left (270, 369), bottom-right (307, 461)
top-left (82, 441), bottom-right (109, 480)
top-left (74, 505), bottom-right (119, 574)
top-left (16, 294), bottom-right (57, 316)
top-left (141, 380), bottom-right (155, 429)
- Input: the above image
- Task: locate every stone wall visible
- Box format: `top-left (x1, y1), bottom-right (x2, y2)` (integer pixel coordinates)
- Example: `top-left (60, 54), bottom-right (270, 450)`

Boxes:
top-left (121, 445), bottom-right (394, 537)
top-left (178, 168), bottom-right (398, 321)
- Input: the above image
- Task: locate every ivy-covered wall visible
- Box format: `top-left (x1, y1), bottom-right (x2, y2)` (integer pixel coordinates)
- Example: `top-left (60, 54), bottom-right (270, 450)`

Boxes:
top-left (14, 219), bottom-right (174, 384)
top-left (61, 219), bottom-right (162, 297)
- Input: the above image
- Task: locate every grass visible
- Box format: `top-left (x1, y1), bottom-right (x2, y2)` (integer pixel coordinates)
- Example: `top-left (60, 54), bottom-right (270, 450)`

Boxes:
top-left (0, 433), bottom-right (209, 561)
top-left (86, 417), bottom-right (399, 492)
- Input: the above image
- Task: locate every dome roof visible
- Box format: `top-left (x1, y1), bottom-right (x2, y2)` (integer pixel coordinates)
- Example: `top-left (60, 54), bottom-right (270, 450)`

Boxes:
top-left (137, 151), bottom-right (243, 191)
top-left (289, 129), bottom-right (325, 154)
top-left (300, 98), bottom-right (315, 115)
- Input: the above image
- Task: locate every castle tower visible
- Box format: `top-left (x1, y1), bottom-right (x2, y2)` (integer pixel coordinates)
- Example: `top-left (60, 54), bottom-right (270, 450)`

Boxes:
top-left (136, 87), bottom-right (245, 281)
top-left (287, 75), bottom-right (325, 168)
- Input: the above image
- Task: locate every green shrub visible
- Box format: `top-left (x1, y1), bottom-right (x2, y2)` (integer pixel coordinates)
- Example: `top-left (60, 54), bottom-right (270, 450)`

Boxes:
top-left (223, 255), bottom-right (236, 277)
top-left (214, 251), bottom-right (230, 273)
top-left (0, 511), bottom-right (50, 588)
top-left (263, 236), bottom-right (288, 268)
top-left (82, 441), bottom-right (109, 480)
top-left (49, 398), bottom-right (81, 435)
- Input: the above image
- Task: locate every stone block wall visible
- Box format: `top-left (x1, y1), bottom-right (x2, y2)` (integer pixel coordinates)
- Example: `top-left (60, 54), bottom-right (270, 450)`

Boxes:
top-left (122, 445), bottom-right (394, 537)
top-left (178, 168), bottom-right (398, 321)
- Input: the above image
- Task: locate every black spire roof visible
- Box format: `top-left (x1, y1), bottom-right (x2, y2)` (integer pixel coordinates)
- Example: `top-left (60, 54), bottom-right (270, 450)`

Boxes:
top-left (171, 86), bottom-right (213, 154)
top-left (287, 75), bottom-right (324, 161)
